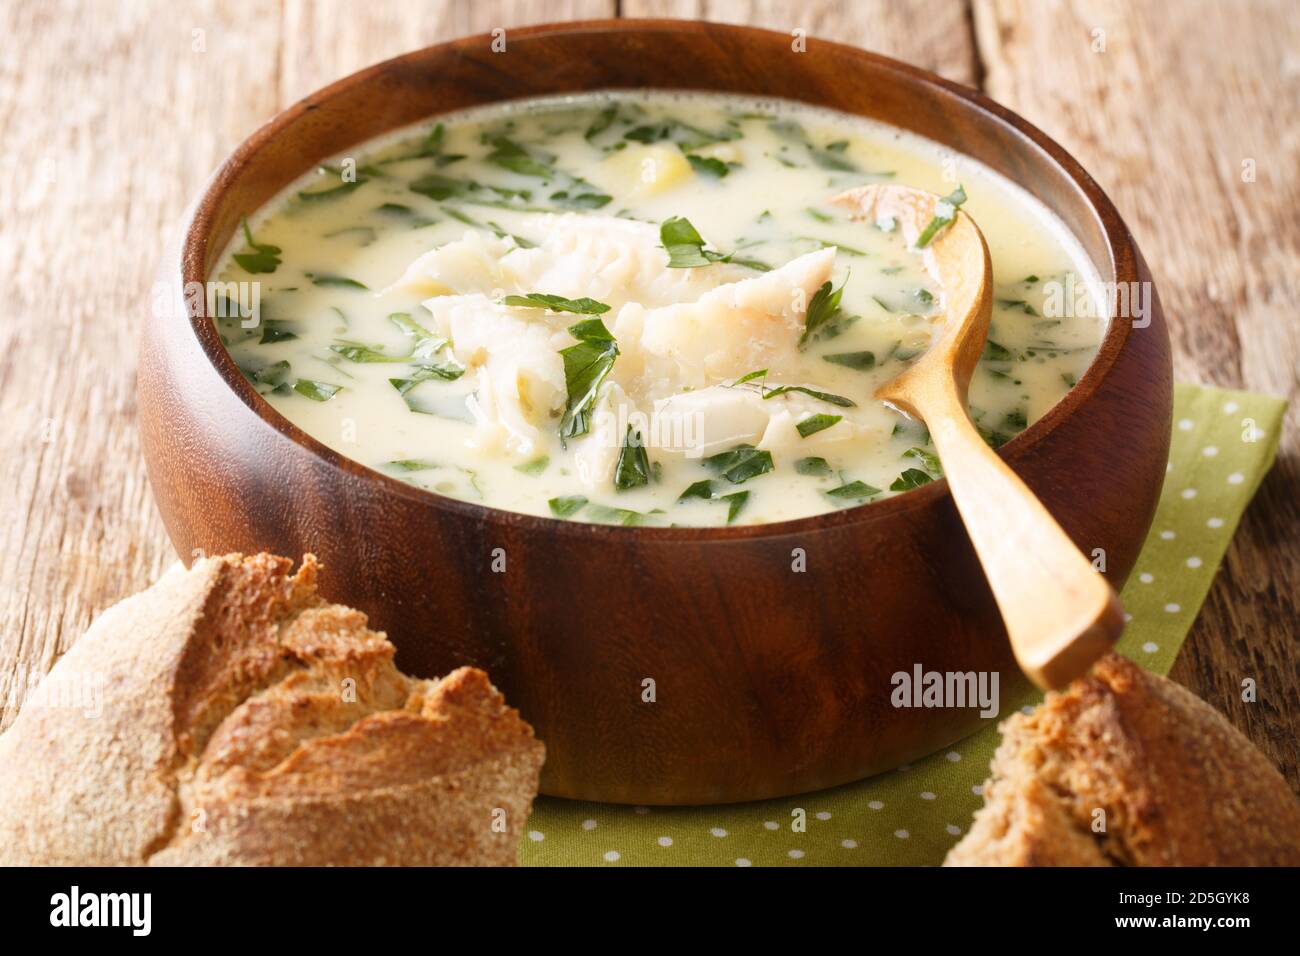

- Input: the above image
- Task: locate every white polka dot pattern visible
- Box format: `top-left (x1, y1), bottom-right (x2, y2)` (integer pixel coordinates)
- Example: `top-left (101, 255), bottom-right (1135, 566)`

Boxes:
top-left (519, 385), bottom-right (1285, 867)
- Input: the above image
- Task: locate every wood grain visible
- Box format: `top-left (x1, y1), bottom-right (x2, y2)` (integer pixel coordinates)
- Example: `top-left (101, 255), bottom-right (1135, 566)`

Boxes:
top-left (137, 18), bottom-right (1170, 803)
top-left (278, 0), bottom-right (612, 103)
top-left (624, 0), bottom-right (982, 85)
top-left (0, 0), bottom-right (612, 731)
top-left (972, 0), bottom-right (1300, 787)
top-left (0, 0), bottom-right (282, 725)
top-left (2, 0), bottom-right (1296, 790)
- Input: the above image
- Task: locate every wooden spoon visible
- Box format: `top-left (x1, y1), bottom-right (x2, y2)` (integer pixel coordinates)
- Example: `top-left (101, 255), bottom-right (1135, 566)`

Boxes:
top-left (832, 183), bottom-right (1125, 690)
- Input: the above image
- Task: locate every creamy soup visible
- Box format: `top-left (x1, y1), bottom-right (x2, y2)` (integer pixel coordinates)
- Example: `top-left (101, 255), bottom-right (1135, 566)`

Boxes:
top-left (214, 92), bottom-right (1105, 527)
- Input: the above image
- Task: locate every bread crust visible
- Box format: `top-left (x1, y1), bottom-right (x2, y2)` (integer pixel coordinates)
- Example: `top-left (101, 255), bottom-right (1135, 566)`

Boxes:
top-left (0, 554), bottom-right (544, 866)
top-left (945, 654), bottom-right (1300, 866)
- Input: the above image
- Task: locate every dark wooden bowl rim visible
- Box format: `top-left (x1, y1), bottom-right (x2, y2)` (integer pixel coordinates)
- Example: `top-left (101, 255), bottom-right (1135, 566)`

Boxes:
top-left (182, 18), bottom-right (1138, 543)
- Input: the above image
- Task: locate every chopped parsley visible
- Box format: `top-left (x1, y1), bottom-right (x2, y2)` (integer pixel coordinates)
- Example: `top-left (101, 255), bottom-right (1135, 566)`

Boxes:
top-left (232, 219), bottom-right (281, 274)
top-left (903, 446), bottom-right (943, 477)
top-left (799, 279), bottom-right (857, 349)
top-left (503, 293), bottom-right (611, 315)
top-left (388, 361), bottom-right (466, 394)
top-left (997, 298), bottom-right (1039, 316)
top-left (483, 135), bottom-right (555, 178)
top-left (763, 379), bottom-right (855, 407)
top-left (374, 203), bottom-right (436, 228)
top-left (767, 119), bottom-right (859, 172)
top-left (547, 183), bottom-right (614, 210)
top-left (823, 351), bottom-right (876, 371)
top-left (982, 340), bottom-right (1015, 362)
top-left (614, 427), bottom-right (652, 491)
top-left (307, 273), bottom-right (368, 290)
top-left (720, 492), bottom-right (749, 523)
top-left (914, 184), bottom-right (967, 249)
top-left (409, 174), bottom-right (533, 208)
top-left (548, 495), bottom-right (588, 518)
top-left (389, 312), bottom-right (449, 359)
top-left (794, 457), bottom-right (832, 476)
top-left (251, 360), bottom-right (289, 386)
top-left (659, 216), bottom-right (767, 270)
top-left (675, 480), bottom-right (749, 523)
top-left (293, 379), bottom-right (341, 402)
top-left (474, 134), bottom-right (612, 208)
top-left (660, 216), bottom-right (723, 268)
top-left (977, 423), bottom-right (1011, 449)
top-left (824, 478), bottom-right (880, 503)
top-left (586, 504), bottom-right (668, 527)
top-left (678, 479), bottom-right (717, 501)
top-left (796, 414), bottom-right (843, 438)
top-left (625, 117), bottom-right (737, 151)
top-left (730, 369), bottom-right (856, 408)
top-left (890, 468), bottom-right (933, 491)
top-left (584, 105), bottom-right (619, 140)
top-left (686, 154), bottom-right (730, 178)
top-left (515, 456), bottom-right (550, 476)
top-left (703, 444), bottom-right (774, 484)
top-left (558, 318), bottom-right (619, 445)
top-left (258, 320), bottom-right (297, 345)
top-left (485, 221), bottom-right (536, 248)
top-left (330, 342), bottom-right (409, 363)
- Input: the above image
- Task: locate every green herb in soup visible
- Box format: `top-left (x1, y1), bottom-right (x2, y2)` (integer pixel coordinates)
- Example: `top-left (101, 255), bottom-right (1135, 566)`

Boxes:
top-left (216, 92), bottom-right (1105, 525)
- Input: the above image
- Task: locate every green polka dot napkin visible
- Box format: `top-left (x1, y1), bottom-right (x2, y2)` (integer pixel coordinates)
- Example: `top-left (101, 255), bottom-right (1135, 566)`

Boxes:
top-left (520, 384), bottom-right (1287, 867)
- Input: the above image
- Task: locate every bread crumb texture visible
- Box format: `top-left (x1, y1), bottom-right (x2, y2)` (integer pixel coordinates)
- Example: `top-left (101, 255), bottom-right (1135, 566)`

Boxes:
top-left (944, 654), bottom-right (1300, 866)
top-left (0, 553), bottom-right (545, 866)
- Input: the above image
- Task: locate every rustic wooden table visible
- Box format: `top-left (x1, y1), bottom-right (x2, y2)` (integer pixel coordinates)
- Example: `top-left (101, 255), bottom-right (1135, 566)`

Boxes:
top-left (2, 0), bottom-right (1296, 787)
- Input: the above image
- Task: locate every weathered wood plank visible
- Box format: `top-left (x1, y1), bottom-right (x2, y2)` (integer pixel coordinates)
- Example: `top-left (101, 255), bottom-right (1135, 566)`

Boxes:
top-left (0, 0), bottom-right (285, 729)
top-left (973, 0), bottom-right (1300, 786)
top-left (624, 0), bottom-right (981, 85)
top-left (2, 0), bottom-right (1295, 791)
top-left (278, 0), bottom-right (615, 105)
top-left (0, 0), bottom-right (615, 730)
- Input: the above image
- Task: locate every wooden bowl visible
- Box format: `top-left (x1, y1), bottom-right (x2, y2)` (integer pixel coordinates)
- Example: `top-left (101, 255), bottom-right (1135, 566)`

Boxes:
top-left (138, 19), bottom-right (1172, 804)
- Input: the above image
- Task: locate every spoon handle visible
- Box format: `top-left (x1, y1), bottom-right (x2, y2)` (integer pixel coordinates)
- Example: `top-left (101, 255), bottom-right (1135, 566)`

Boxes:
top-left (921, 391), bottom-right (1126, 690)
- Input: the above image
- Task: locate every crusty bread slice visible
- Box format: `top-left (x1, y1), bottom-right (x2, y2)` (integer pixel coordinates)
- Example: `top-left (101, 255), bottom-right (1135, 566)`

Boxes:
top-left (0, 553), bottom-right (544, 866)
top-left (945, 654), bottom-right (1300, 866)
